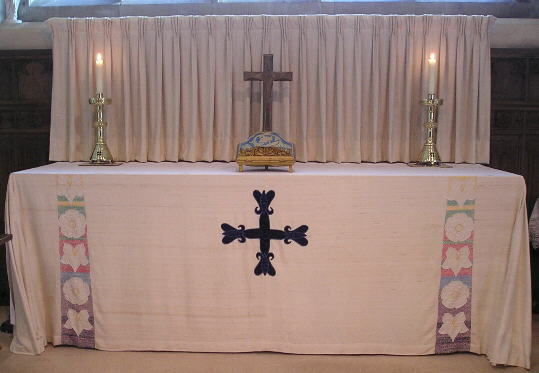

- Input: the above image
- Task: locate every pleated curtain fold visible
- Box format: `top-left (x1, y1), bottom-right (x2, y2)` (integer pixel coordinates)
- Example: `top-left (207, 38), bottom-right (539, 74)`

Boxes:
top-left (47, 15), bottom-right (494, 163)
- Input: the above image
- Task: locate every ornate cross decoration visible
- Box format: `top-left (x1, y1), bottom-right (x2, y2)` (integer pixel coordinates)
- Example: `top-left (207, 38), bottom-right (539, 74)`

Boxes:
top-left (244, 54), bottom-right (292, 132)
top-left (221, 190), bottom-right (308, 276)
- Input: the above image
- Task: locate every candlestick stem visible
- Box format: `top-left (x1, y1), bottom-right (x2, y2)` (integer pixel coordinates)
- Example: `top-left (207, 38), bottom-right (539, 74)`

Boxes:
top-left (88, 92), bottom-right (113, 164)
top-left (414, 93), bottom-right (444, 166)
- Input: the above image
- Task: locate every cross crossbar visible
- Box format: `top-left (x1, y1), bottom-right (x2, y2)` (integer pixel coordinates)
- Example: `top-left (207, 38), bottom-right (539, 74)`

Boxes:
top-left (244, 54), bottom-right (292, 132)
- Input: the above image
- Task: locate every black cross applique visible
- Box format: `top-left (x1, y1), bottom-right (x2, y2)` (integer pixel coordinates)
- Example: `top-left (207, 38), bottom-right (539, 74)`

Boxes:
top-left (221, 190), bottom-right (308, 276)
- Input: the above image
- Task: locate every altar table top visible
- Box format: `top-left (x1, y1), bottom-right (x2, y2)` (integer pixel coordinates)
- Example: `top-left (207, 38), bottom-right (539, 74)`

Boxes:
top-left (13, 161), bottom-right (519, 176)
top-left (5, 162), bottom-right (531, 368)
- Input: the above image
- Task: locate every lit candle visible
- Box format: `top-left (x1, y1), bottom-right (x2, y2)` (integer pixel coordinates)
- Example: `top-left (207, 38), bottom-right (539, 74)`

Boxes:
top-left (427, 53), bottom-right (437, 95)
top-left (95, 53), bottom-right (104, 94)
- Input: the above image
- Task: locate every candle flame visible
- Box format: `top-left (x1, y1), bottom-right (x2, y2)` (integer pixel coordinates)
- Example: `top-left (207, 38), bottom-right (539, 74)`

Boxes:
top-left (428, 53), bottom-right (436, 64)
top-left (96, 53), bottom-right (103, 65)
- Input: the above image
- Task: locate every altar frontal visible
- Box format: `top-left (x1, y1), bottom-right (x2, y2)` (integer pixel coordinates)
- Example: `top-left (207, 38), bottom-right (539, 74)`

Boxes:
top-left (5, 163), bottom-right (531, 369)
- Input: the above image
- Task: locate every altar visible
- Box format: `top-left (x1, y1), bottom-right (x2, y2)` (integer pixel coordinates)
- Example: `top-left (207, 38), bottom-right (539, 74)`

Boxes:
top-left (4, 162), bottom-right (530, 368)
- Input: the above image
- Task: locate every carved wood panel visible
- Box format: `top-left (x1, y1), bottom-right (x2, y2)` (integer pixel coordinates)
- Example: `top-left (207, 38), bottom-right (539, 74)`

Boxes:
top-left (490, 134), bottom-right (522, 175)
top-left (491, 49), bottom-right (539, 210)
top-left (529, 59), bottom-right (539, 103)
top-left (0, 60), bottom-right (14, 101)
top-left (491, 49), bottom-right (539, 313)
top-left (0, 50), bottom-right (51, 306)
top-left (492, 109), bottom-right (525, 131)
top-left (527, 109), bottom-right (539, 131)
top-left (526, 133), bottom-right (539, 315)
top-left (492, 58), bottom-right (527, 102)
top-left (526, 135), bottom-right (539, 214)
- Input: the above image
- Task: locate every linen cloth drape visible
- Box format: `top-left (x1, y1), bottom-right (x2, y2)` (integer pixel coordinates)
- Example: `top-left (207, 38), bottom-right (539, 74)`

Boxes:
top-left (47, 15), bottom-right (494, 163)
top-left (5, 163), bottom-right (531, 368)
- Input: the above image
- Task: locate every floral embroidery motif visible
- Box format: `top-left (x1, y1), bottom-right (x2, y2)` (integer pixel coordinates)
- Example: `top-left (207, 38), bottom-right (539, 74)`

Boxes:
top-left (444, 213), bottom-right (473, 242)
top-left (62, 277), bottom-right (91, 306)
top-left (441, 246), bottom-right (472, 276)
top-left (435, 177), bottom-right (476, 354)
top-left (60, 243), bottom-right (89, 272)
top-left (57, 175), bottom-right (95, 348)
top-left (64, 309), bottom-right (93, 337)
top-left (448, 178), bottom-right (476, 207)
top-left (58, 175), bottom-right (83, 202)
top-left (439, 312), bottom-right (469, 342)
top-left (59, 209), bottom-right (86, 239)
top-left (440, 280), bottom-right (470, 309)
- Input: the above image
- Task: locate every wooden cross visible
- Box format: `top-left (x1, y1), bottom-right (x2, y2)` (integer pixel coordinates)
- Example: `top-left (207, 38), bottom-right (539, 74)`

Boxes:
top-left (244, 54), bottom-right (292, 132)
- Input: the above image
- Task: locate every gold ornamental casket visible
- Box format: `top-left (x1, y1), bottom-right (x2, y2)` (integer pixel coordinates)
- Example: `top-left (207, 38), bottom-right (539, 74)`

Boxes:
top-left (235, 131), bottom-right (295, 172)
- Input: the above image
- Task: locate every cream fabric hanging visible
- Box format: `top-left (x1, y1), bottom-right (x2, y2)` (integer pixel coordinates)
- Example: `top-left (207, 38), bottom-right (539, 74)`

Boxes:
top-left (47, 15), bottom-right (494, 163)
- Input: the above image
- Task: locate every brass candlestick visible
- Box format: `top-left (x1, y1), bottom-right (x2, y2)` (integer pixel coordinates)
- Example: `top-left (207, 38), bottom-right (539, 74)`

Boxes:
top-left (86, 92), bottom-right (116, 165)
top-left (410, 93), bottom-right (449, 167)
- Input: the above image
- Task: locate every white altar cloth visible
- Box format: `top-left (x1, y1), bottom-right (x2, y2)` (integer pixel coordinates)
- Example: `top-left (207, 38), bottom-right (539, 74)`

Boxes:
top-left (4, 162), bottom-right (531, 368)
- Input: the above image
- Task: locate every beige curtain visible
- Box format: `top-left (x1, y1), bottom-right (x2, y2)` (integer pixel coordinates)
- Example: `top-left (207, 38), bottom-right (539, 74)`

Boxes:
top-left (47, 15), bottom-right (493, 163)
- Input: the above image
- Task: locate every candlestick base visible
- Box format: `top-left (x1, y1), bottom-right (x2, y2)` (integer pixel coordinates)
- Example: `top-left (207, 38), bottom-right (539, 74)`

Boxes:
top-left (90, 142), bottom-right (113, 164)
top-left (408, 162), bottom-right (452, 168)
top-left (409, 93), bottom-right (448, 167)
top-left (415, 142), bottom-right (442, 166)
top-left (79, 162), bottom-right (124, 166)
